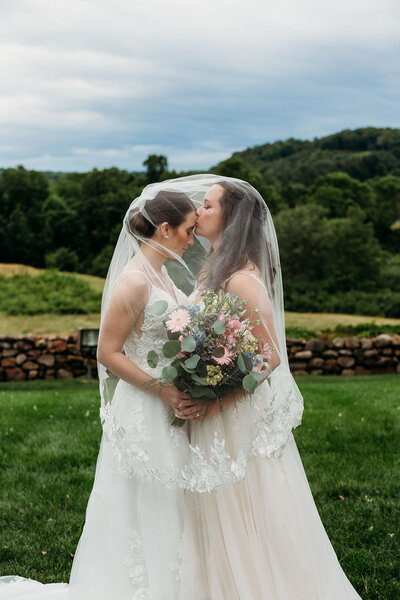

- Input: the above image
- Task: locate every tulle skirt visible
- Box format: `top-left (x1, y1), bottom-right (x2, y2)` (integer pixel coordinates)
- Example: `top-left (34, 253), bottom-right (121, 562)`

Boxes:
top-left (0, 429), bottom-right (363, 599)
top-left (186, 428), bottom-right (362, 599)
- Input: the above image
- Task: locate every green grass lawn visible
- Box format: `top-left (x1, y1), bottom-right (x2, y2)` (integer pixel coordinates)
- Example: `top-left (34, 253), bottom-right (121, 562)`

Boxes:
top-left (0, 376), bottom-right (399, 599)
top-left (1, 262), bottom-right (400, 336)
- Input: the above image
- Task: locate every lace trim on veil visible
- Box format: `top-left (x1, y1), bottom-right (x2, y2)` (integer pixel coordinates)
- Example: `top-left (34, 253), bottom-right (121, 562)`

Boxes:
top-left (101, 271), bottom-right (303, 494)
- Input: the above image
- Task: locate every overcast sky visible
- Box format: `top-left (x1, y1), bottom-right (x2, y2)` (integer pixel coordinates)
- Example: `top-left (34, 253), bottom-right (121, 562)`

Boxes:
top-left (1, 0), bottom-right (399, 172)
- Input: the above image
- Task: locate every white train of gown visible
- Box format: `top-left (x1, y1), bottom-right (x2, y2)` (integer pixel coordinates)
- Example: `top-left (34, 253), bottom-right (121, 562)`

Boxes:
top-left (0, 284), bottom-right (363, 599)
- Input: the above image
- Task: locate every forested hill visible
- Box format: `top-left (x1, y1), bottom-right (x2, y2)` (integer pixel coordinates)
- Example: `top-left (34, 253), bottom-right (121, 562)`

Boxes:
top-left (1, 127), bottom-right (399, 317)
top-left (227, 127), bottom-right (400, 187)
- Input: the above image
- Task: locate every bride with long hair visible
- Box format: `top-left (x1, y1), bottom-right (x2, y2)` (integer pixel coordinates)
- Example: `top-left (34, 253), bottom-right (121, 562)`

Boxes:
top-left (0, 175), bottom-right (363, 599)
top-left (180, 177), bottom-right (363, 599)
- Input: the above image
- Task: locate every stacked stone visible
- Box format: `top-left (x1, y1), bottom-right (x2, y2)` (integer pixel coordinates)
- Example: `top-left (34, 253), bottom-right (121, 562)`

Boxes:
top-left (1, 333), bottom-right (399, 381)
top-left (0, 334), bottom-right (97, 382)
top-left (288, 334), bottom-right (400, 376)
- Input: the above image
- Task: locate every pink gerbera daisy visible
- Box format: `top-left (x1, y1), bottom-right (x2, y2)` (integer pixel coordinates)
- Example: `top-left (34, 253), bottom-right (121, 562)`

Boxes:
top-left (165, 309), bottom-right (192, 333)
top-left (212, 346), bottom-right (233, 365)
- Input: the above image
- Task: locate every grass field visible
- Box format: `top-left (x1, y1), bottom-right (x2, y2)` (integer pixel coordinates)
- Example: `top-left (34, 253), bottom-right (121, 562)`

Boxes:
top-left (2, 311), bottom-right (400, 337)
top-left (1, 263), bottom-right (400, 336)
top-left (0, 376), bottom-right (399, 598)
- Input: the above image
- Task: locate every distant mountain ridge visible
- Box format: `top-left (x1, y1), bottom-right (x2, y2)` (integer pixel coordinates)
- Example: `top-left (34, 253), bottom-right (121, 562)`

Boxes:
top-left (228, 127), bottom-right (400, 187)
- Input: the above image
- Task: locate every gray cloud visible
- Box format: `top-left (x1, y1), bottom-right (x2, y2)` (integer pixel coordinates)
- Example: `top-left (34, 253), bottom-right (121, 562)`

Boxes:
top-left (1, 0), bottom-right (399, 171)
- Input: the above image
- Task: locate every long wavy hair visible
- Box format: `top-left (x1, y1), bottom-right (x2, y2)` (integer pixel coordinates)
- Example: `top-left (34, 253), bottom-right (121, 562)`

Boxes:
top-left (197, 180), bottom-right (276, 293)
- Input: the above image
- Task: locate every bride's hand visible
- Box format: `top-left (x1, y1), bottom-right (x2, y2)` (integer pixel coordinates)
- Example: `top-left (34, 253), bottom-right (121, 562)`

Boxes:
top-left (157, 383), bottom-right (193, 416)
top-left (171, 397), bottom-right (213, 421)
top-left (181, 398), bottom-right (221, 421)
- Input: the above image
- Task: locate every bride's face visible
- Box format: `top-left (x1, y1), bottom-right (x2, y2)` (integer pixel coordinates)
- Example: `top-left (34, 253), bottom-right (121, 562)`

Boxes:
top-left (195, 184), bottom-right (224, 244)
top-left (163, 210), bottom-right (196, 256)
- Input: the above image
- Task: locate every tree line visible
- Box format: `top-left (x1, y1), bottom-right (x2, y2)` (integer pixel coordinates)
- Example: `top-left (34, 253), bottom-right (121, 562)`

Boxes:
top-left (0, 127), bottom-right (399, 317)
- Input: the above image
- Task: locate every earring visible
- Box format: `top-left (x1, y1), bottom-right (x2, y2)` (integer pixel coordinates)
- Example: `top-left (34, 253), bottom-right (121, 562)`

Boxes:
top-left (165, 235), bottom-right (168, 239)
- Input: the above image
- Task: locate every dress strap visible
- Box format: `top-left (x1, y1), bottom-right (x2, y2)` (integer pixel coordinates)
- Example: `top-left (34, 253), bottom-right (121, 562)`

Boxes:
top-left (223, 270), bottom-right (265, 290)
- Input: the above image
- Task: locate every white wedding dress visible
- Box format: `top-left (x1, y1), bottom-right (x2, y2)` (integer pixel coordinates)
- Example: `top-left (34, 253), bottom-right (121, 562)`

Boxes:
top-left (0, 280), bottom-right (363, 599)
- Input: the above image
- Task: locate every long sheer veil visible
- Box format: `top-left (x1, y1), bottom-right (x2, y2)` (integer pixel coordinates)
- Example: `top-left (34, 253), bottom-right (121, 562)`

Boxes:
top-left (98, 174), bottom-right (303, 493)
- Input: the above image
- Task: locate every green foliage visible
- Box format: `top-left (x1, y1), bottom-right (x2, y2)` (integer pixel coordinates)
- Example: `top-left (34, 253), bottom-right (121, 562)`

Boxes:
top-left (242, 373), bottom-right (258, 393)
top-left (162, 340), bottom-right (181, 358)
top-left (1, 128), bottom-right (399, 319)
top-left (143, 154), bottom-right (168, 183)
top-left (0, 166), bottom-right (49, 266)
top-left (330, 323), bottom-right (400, 337)
top-left (0, 271), bottom-right (102, 315)
top-left (181, 335), bottom-right (196, 352)
top-left (308, 172), bottom-right (375, 220)
top-left (162, 365), bottom-right (178, 381)
top-left (146, 350), bottom-right (159, 368)
top-left (212, 156), bottom-right (284, 213)
top-left (274, 203), bottom-right (400, 316)
top-left (285, 322), bottom-right (399, 339)
top-left (88, 244), bottom-right (115, 277)
top-left (382, 253), bottom-right (400, 291)
top-left (370, 176), bottom-right (400, 248)
top-left (285, 288), bottom-right (400, 319)
top-left (234, 127), bottom-right (400, 186)
top-left (45, 247), bottom-right (79, 272)
top-left (148, 300), bottom-right (169, 315)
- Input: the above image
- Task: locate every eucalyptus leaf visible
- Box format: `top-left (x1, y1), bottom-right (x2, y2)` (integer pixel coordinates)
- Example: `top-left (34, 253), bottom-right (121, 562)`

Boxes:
top-left (244, 354), bottom-right (253, 370)
top-left (238, 353), bottom-right (253, 372)
top-left (162, 340), bottom-right (181, 358)
top-left (252, 371), bottom-right (269, 382)
top-left (149, 300), bottom-right (168, 315)
top-left (242, 373), bottom-right (258, 394)
top-left (162, 365), bottom-right (178, 381)
top-left (212, 319), bottom-right (226, 334)
top-left (181, 363), bottom-right (195, 373)
top-left (237, 353), bottom-right (247, 372)
top-left (181, 335), bottom-right (196, 352)
top-left (204, 388), bottom-right (217, 399)
top-left (191, 373), bottom-right (207, 385)
top-left (146, 350), bottom-right (159, 369)
top-left (197, 359), bottom-right (207, 377)
top-left (185, 355), bottom-right (200, 369)
top-left (191, 386), bottom-right (209, 398)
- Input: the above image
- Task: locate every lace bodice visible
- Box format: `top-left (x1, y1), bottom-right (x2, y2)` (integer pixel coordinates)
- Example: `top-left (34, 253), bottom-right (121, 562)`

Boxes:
top-left (123, 284), bottom-right (187, 380)
top-left (100, 270), bottom-right (303, 494)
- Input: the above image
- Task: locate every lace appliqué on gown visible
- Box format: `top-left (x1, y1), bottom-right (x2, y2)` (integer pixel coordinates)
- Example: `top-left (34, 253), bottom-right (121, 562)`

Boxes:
top-left (101, 285), bottom-right (303, 493)
top-left (125, 530), bottom-right (152, 600)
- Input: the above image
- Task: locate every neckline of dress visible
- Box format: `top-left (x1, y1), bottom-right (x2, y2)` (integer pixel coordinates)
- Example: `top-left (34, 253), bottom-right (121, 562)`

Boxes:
top-left (113, 268), bottom-right (180, 305)
top-left (149, 282), bottom-right (179, 306)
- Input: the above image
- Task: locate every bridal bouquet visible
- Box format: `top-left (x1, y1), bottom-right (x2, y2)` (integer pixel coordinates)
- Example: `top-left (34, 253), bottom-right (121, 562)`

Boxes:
top-left (147, 290), bottom-right (273, 426)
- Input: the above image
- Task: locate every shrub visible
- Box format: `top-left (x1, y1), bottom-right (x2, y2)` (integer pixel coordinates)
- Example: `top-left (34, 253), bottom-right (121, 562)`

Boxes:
top-left (45, 247), bottom-right (79, 272)
top-left (0, 271), bottom-right (101, 315)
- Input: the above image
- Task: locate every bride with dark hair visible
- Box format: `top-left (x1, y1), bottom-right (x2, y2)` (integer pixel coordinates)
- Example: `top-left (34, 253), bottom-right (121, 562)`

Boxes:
top-left (0, 175), bottom-right (363, 599)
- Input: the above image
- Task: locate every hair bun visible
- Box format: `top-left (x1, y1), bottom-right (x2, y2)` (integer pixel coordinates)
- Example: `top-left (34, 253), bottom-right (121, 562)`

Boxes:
top-left (128, 210), bottom-right (155, 238)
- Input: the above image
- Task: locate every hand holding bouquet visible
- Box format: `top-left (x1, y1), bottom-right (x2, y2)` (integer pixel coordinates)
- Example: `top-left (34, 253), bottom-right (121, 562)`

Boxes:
top-left (147, 290), bottom-right (273, 426)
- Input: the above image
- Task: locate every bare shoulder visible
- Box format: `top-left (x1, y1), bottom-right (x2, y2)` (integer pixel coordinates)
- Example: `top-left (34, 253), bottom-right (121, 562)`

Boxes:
top-left (225, 269), bottom-right (271, 309)
top-left (112, 271), bottom-right (150, 305)
top-left (225, 268), bottom-right (262, 295)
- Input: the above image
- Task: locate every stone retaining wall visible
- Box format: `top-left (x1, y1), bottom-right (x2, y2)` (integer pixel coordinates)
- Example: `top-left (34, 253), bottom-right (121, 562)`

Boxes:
top-left (0, 333), bottom-right (399, 381)
top-left (0, 334), bottom-right (97, 382)
top-left (288, 334), bottom-right (400, 376)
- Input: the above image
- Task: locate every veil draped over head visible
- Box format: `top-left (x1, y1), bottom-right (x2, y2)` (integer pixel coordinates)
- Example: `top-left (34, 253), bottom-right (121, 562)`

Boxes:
top-left (98, 174), bottom-right (303, 493)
